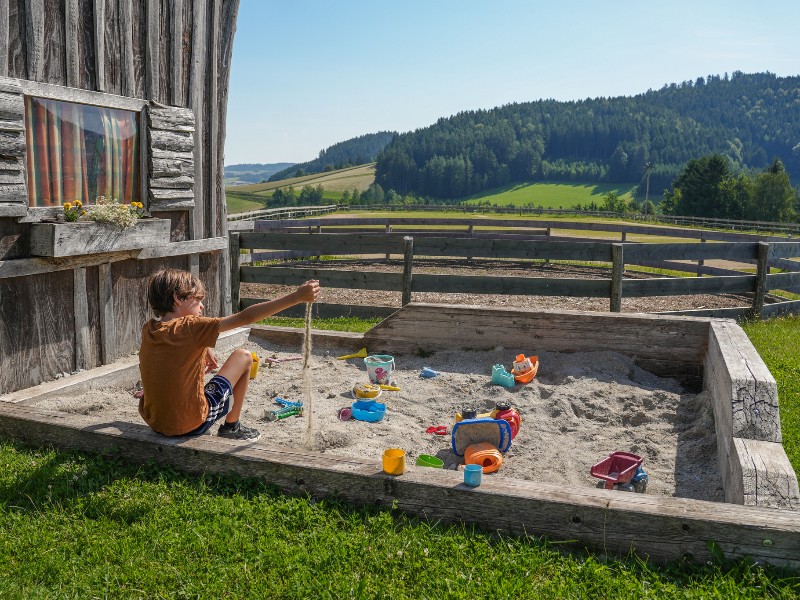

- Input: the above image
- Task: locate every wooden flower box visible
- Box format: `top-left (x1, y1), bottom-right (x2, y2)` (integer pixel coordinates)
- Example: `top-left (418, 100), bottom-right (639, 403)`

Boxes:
top-left (29, 218), bottom-right (171, 257)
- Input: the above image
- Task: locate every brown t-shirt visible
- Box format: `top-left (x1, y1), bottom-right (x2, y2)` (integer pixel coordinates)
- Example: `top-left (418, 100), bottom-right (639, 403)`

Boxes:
top-left (138, 315), bottom-right (221, 436)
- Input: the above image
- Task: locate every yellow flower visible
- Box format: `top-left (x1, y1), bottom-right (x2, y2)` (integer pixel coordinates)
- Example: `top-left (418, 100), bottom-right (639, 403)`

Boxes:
top-left (74, 200), bottom-right (83, 207)
top-left (63, 202), bottom-right (72, 210)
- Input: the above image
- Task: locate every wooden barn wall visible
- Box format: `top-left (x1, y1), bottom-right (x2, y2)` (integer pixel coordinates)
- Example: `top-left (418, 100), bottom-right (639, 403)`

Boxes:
top-left (0, 0), bottom-right (240, 393)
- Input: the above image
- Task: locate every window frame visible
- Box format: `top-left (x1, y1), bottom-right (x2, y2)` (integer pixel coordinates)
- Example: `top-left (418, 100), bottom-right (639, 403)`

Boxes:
top-left (18, 80), bottom-right (148, 222)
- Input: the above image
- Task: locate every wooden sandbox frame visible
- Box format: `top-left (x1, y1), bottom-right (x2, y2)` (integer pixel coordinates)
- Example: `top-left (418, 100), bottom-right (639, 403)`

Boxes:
top-left (1, 304), bottom-right (798, 568)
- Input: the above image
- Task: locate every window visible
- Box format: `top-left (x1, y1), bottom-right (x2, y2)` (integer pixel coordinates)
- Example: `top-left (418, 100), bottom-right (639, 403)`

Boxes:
top-left (24, 97), bottom-right (140, 207)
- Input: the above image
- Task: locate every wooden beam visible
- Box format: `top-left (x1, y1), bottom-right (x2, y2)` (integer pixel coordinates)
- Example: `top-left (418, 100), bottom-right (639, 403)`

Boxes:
top-left (242, 266), bottom-right (402, 292)
top-left (73, 267), bottom-right (90, 371)
top-left (0, 0), bottom-right (8, 76)
top-left (0, 402), bottom-right (796, 567)
top-left (25, 0), bottom-right (44, 81)
top-left (189, 0), bottom-right (208, 240)
top-left (64, 0), bottom-right (80, 87)
top-left (98, 262), bottom-right (116, 364)
top-left (624, 275), bottom-right (754, 297)
top-left (240, 300), bottom-right (397, 319)
top-left (610, 243), bottom-right (623, 312)
top-left (93, 0), bottom-right (105, 91)
top-left (119, 0), bottom-right (136, 97)
top-left (401, 236), bottom-right (413, 305)
top-left (146, 0), bottom-right (161, 101)
top-left (207, 0), bottom-right (221, 236)
top-left (752, 242), bottom-right (769, 319)
top-left (229, 232), bottom-right (240, 313)
top-left (171, 0), bottom-right (185, 105)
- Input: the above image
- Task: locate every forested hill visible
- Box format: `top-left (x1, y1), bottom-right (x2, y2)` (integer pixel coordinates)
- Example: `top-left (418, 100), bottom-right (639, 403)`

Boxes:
top-left (375, 72), bottom-right (800, 199)
top-left (269, 131), bottom-right (396, 181)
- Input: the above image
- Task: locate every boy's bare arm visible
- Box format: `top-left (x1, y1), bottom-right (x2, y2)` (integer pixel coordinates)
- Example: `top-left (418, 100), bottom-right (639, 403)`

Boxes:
top-left (219, 280), bottom-right (320, 332)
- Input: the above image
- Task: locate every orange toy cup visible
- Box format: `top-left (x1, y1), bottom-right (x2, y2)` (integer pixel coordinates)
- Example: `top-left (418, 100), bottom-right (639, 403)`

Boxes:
top-left (382, 448), bottom-right (406, 475)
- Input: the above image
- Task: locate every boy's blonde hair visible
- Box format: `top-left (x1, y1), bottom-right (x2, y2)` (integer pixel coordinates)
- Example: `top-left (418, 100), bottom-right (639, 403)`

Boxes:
top-left (147, 269), bottom-right (205, 317)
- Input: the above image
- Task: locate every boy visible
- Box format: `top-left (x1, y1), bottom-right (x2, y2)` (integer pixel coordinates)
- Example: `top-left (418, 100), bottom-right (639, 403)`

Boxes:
top-left (138, 268), bottom-right (320, 440)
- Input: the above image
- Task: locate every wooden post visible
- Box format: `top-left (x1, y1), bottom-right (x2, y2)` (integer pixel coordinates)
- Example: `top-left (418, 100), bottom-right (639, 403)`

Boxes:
top-left (467, 224), bottom-right (474, 261)
top-left (385, 224), bottom-right (391, 260)
top-left (315, 225), bottom-right (322, 260)
top-left (73, 267), bottom-right (90, 371)
top-left (98, 262), bottom-right (116, 365)
top-left (697, 236), bottom-right (706, 276)
top-left (401, 236), bottom-right (414, 306)
top-left (751, 242), bottom-right (769, 320)
top-left (610, 243), bottom-right (624, 313)
top-left (229, 233), bottom-right (240, 314)
top-left (621, 230), bottom-right (627, 242)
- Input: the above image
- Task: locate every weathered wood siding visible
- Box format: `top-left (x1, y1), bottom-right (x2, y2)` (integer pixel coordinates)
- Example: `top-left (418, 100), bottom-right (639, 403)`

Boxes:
top-left (0, 0), bottom-right (240, 392)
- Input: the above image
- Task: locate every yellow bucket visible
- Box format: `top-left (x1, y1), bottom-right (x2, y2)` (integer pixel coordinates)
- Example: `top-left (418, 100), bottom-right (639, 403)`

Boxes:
top-left (382, 448), bottom-right (406, 475)
top-left (249, 352), bottom-right (260, 379)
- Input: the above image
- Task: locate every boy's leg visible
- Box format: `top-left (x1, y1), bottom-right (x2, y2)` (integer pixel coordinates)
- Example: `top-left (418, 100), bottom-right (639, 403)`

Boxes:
top-left (215, 348), bottom-right (253, 424)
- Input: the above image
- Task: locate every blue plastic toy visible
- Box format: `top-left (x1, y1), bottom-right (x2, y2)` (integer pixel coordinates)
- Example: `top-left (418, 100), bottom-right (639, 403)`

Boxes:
top-left (420, 367), bottom-right (439, 378)
top-left (351, 400), bottom-right (386, 422)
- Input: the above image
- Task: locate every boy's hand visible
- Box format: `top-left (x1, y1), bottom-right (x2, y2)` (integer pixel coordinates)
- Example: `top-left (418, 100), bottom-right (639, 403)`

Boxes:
top-left (205, 348), bottom-right (219, 373)
top-left (296, 280), bottom-right (321, 303)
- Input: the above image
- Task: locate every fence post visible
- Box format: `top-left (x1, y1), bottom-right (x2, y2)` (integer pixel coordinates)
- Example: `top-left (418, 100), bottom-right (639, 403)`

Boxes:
top-left (467, 224), bottom-right (474, 261)
top-left (751, 242), bottom-right (769, 319)
top-left (385, 224), bottom-right (392, 260)
top-left (402, 236), bottom-right (414, 306)
top-left (697, 236), bottom-right (706, 276)
top-left (610, 243), bottom-right (624, 313)
top-left (229, 232), bottom-right (240, 315)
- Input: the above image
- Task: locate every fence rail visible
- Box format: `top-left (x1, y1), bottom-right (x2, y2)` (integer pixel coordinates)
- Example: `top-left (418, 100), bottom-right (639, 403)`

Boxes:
top-left (229, 219), bottom-right (800, 321)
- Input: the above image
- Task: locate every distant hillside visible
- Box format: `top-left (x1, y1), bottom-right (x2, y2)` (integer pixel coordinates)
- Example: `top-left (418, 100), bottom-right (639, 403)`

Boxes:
top-left (268, 132), bottom-right (396, 181)
top-left (224, 162), bottom-right (295, 184)
top-left (376, 72), bottom-right (800, 200)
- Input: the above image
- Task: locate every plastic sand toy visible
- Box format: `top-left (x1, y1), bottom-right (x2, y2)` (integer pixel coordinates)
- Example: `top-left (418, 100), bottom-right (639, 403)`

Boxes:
top-left (511, 354), bottom-right (539, 384)
top-left (491, 364), bottom-right (515, 387)
top-left (464, 442), bottom-right (503, 473)
top-left (351, 400), bottom-right (386, 422)
top-left (590, 452), bottom-right (644, 490)
top-left (353, 382), bottom-right (382, 399)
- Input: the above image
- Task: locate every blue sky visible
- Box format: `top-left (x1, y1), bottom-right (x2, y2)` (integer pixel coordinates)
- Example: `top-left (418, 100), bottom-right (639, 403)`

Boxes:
top-left (224, 0), bottom-right (800, 165)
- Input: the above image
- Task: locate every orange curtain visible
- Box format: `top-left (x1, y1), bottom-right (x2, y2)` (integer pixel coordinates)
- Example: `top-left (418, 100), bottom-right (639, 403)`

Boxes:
top-left (25, 98), bottom-right (139, 207)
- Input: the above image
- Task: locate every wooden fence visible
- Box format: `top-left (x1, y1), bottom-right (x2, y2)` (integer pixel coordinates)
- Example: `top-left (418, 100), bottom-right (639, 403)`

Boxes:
top-left (229, 218), bottom-right (800, 321)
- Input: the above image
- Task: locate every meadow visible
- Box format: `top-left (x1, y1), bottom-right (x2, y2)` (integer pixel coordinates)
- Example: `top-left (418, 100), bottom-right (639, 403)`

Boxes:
top-left (0, 315), bottom-right (798, 596)
top-left (464, 181), bottom-right (640, 208)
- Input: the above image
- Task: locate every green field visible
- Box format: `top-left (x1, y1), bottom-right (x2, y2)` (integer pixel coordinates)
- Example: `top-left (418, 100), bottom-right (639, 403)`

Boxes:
top-left (465, 181), bottom-right (641, 208)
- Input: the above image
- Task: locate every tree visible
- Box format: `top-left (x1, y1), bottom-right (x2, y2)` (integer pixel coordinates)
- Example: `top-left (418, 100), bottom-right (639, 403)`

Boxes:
top-left (670, 154), bottom-right (733, 217)
top-left (746, 159), bottom-right (796, 221)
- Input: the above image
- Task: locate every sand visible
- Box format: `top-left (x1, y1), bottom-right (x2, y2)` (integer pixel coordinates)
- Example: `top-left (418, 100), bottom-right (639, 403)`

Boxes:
top-left (32, 338), bottom-right (724, 502)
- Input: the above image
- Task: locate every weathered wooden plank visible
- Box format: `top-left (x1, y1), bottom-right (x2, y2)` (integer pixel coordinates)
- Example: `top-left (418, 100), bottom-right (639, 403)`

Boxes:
top-left (752, 242), bottom-right (769, 318)
top-left (170, 0), bottom-right (185, 105)
top-left (145, 0), bottom-right (161, 101)
top-left (656, 306), bottom-right (751, 319)
top-left (148, 108), bottom-right (195, 131)
top-left (624, 275), bottom-right (754, 297)
top-left (17, 81), bottom-right (147, 110)
top-left (624, 242), bottom-right (758, 262)
top-left (0, 0), bottom-right (8, 76)
top-left (148, 197), bottom-right (195, 211)
top-left (118, 0), bottom-right (135, 97)
top-left (415, 273), bottom-right (611, 297)
top-left (769, 257), bottom-right (800, 272)
top-left (730, 438), bottom-right (799, 509)
top-left (0, 183), bottom-right (28, 204)
top-left (0, 118), bottom-right (25, 132)
top-left (0, 170), bottom-right (24, 184)
top-left (29, 220), bottom-right (172, 257)
top-left (189, 0), bottom-right (207, 240)
top-left (149, 188), bottom-right (194, 202)
top-left (242, 266), bottom-right (402, 291)
top-left (148, 175), bottom-right (194, 189)
top-left (136, 236), bottom-right (227, 259)
top-left (64, 0), bottom-right (79, 86)
top-left (706, 320), bottom-right (781, 443)
top-left (240, 299), bottom-right (397, 319)
top-left (228, 232), bottom-right (239, 311)
top-left (768, 242), bottom-right (800, 260)
top-left (0, 77), bottom-right (22, 94)
top-left (150, 155), bottom-right (195, 178)
top-left (239, 232), bottom-right (408, 254)
top-left (767, 271), bottom-right (800, 290)
top-left (24, 0), bottom-right (44, 81)
top-left (0, 130), bottom-right (26, 157)
top-left (73, 267), bottom-right (90, 370)
top-left (98, 261), bottom-right (116, 364)
top-left (149, 129), bottom-right (194, 152)
top-left (0, 402), bottom-right (797, 567)
top-left (93, 0), bottom-right (105, 91)
top-left (401, 236), bottom-right (413, 305)
top-left (610, 243), bottom-right (623, 312)
top-left (762, 299), bottom-right (800, 317)
top-left (0, 94), bottom-right (23, 120)
top-left (0, 202), bottom-right (28, 217)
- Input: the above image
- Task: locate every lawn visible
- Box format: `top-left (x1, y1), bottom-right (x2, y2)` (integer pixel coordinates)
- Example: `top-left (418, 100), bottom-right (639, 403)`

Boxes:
top-left (1, 316), bottom-right (797, 596)
top-left (464, 181), bottom-right (641, 208)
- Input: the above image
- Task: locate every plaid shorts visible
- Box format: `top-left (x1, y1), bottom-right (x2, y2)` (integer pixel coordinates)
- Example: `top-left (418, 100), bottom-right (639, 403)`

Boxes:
top-left (186, 374), bottom-right (233, 435)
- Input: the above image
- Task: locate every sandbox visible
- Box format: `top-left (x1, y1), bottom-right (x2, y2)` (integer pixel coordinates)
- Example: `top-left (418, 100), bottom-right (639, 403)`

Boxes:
top-left (1, 303), bottom-right (798, 567)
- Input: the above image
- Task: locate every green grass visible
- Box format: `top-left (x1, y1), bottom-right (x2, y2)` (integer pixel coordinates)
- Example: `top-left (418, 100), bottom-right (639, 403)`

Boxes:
top-left (1, 442), bottom-right (798, 598)
top-left (464, 180), bottom-right (641, 208)
top-left (3, 316), bottom-right (798, 595)
top-left (257, 315), bottom-right (383, 333)
top-left (225, 190), bottom-right (266, 214)
top-left (742, 315), bottom-right (800, 470)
